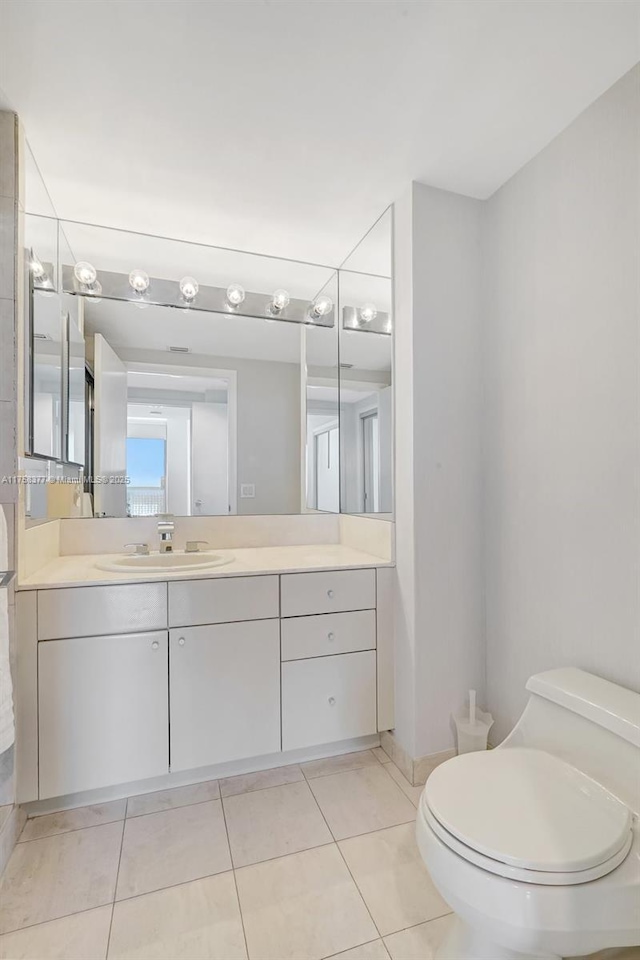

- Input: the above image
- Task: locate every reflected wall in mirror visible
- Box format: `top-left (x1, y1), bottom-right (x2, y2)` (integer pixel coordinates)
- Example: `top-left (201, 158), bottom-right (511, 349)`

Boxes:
top-left (31, 291), bottom-right (64, 460)
top-left (338, 208), bottom-right (393, 517)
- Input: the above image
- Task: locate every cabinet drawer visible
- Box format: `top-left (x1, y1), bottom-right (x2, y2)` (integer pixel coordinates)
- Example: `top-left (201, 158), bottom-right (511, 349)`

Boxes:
top-left (169, 575), bottom-right (279, 627)
top-left (282, 651), bottom-right (377, 750)
top-left (37, 582), bottom-right (167, 640)
top-left (280, 569), bottom-right (376, 617)
top-left (281, 610), bottom-right (376, 661)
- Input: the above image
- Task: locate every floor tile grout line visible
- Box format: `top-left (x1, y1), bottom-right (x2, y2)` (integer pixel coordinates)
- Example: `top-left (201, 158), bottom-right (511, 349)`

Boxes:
top-left (231, 838), bottom-right (337, 873)
top-left (219, 793), bottom-right (250, 960)
top-left (108, 866), bottom-right (236, 907)
top-left (0, 901), bottom-right (116, 940)
top-left (301, 752), bottom-right (382, 782)
top-left (305, 772), bottom-right (386, 946)
top-left (220, 775), bottom-right (309, 807)
top-left (125, 791), bottom-right (221, 818)
top-left (104, 818), bottom-right (126, 958)
top-left (321, 938), bottom-right (391, 960)
top-left (17, 816), bottom-right (128, 844)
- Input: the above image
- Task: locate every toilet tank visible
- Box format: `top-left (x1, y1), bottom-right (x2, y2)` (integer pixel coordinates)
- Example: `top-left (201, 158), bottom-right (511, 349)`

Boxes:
top-left (500, 668), bottom-right (640, 812)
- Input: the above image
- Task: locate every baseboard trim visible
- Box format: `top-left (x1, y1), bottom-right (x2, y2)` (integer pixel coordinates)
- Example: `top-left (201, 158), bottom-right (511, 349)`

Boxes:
top-left (23, 734), bottom-right (381, 817)
top-left (380, 731), bottom-right (456, 786)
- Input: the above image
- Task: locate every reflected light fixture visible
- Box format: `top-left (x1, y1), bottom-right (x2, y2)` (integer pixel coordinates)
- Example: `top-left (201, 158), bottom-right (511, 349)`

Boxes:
top-left (74, 261), bottom-right (98, 286)
top-left (29, 249), bottom-right (45, 279)
top-left (179, 276), bottom-right (198, 302)
top-left (226, 283), bottom-right (245, 308)
top-left (309, 295), bottom-right (333, 320)
top-left (269, 289), bottom-right (290, 314)
top-left (129, 269), bottom-right (150, 294)
top-left (359, 302), bottom-right (377, 325)
top-left (29, 249), bottom-right (54, 289)
top-left (86, 280), bottom-right (103, 303)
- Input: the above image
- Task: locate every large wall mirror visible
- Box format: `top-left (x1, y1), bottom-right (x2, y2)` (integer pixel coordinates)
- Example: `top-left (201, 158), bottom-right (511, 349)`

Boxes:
top-left (22, 210), bottom-right (392, 520)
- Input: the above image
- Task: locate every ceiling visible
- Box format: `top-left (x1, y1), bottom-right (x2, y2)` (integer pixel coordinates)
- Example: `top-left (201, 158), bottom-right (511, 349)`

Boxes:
top-left (1, 1), bottom-right (639, 265)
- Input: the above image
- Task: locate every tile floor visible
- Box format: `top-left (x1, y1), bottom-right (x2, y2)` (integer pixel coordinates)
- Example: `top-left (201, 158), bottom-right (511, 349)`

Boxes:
top-left (0, 748), bottom-right (638, 960)
top-left (0, 748), bottom-right (458, 960)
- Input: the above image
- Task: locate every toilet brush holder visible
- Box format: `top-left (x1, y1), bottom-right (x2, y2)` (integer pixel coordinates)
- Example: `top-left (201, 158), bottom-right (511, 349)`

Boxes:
top-left (454, 690), bottom-right (494, 754)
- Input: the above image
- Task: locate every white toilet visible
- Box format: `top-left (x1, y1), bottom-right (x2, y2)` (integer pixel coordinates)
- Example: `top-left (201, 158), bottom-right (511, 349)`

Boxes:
top-left (416, 668), bottom-right (640, 960)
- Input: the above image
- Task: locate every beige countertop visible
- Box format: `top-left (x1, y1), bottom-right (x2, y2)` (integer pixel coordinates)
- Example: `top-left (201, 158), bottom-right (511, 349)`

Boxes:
top-left (18, 543), bottom-right (393, 590)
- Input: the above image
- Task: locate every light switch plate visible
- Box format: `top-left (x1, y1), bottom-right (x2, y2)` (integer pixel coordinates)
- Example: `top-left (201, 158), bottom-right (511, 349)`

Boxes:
top-left (240, 483), bottom-right (255, 498)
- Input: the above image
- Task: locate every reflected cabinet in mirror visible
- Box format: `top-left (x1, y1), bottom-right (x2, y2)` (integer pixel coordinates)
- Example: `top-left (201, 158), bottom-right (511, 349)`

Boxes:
top-left (23, 211), bottom-right (392, 520)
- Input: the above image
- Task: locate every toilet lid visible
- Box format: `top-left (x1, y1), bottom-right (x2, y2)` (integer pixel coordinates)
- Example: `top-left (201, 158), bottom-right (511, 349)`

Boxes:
top-left (424, 748), bottom-right (631, 873)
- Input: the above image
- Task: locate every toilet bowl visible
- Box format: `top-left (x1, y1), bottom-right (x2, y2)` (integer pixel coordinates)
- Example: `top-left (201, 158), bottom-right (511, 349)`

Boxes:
top-left (415, 668), bottom-right (640, 960)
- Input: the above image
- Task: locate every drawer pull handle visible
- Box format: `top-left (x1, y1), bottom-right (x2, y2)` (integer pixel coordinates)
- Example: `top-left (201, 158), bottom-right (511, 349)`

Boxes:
top-left (328, 696), bottom-right (336, 706)
top-left (327, 632), bottom-right (335, 641)
top-left (327, 589), bottom-right (334, 599)
top-left (151, 641), bottom-right (159, 650)
top-left (178, 637), bottom-right (186, 646)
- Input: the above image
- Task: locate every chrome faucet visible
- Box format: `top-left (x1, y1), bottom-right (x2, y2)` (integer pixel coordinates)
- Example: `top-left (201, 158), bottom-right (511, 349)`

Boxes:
top-left (157, 515), bottom-right (175, 553)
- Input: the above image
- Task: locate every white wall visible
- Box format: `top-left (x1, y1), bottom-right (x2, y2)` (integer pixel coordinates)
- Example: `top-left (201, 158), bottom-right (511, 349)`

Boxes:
top-left (394, 182), bottom-right (485, 758)
top-left (235, 357), bottom-right (300, 515)
top-left (483, 65), bottom-right (640, 742)
top-left (94, 334), bottom-right (127, 517)
top-left (192, 401), bottom-right (228, 515)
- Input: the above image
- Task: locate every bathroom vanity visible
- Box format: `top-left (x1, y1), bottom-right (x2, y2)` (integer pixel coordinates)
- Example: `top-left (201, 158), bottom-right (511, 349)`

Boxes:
top-left (15, 192), bottom-right (396, 810)
top-left (15, 549), bottom-right (393, 805)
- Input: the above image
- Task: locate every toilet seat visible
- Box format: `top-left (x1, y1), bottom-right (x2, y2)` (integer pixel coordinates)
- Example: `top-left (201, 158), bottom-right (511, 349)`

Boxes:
top-left (422, 747), bottom-right (633, 886)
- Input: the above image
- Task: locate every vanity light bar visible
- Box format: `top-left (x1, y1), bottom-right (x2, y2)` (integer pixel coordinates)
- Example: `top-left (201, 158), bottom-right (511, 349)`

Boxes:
top-left (342, 305), bottom-right (392, 336)
top-left (61, 265), bottom-right (336, 328)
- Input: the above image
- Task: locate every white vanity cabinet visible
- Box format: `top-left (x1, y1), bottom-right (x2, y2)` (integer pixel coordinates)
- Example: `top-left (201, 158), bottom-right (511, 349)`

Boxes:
top-left (17, 564), bottom-right (393, 804)
top-left (169, 620), bottom-right (280, 771)
top-left (38, 631), bottom-right (169, 798)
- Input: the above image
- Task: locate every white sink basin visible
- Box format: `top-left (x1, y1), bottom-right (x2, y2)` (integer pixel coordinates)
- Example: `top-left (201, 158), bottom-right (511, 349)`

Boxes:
top-left (95, 552), bottom-right (233, 574)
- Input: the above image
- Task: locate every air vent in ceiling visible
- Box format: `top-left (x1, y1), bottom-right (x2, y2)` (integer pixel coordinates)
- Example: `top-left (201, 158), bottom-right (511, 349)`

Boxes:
top-left (168, 345), bottom-right (190, 353)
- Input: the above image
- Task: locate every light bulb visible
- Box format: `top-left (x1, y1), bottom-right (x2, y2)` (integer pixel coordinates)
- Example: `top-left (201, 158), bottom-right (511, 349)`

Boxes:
top-left (86, 280), bottom-right (103, 302)
top-left (179, 276), bottom-right (198, 302)
top-left (129, 269), bottom-right (150, 294)
top-left (74, 261), bottom-right (97, 286)
top-left (269, 289), bottom-right (290, 314)
top-left (29, 249), bottom-right (45, 279)
top-left (310, 295), bottom-right (333, 319)
top-left (226, 283), bottom-right (245, 307)
top-left (359, 302), bottom-right (377, 324)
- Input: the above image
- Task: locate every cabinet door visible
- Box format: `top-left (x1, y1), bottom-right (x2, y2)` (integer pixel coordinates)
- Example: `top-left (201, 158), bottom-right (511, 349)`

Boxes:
top-left (39, 632), bottom-right (169, 799)
top-left (170, 620), bottom-right (280, 771)
top-left (282, 651), bottom-right (377, 751)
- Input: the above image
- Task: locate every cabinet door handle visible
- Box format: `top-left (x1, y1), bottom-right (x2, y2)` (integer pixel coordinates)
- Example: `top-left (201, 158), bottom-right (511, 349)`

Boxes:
top-left (327, 589), bottom-right (334, 599)
top-left (178, 637), bottom-right (186, 646)
top-left (327, 632), bottom-right (335, 641)
top-left (328, 696), bottom-right (336, 706)
top-left (151, 640), bottom-right (159, 650)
